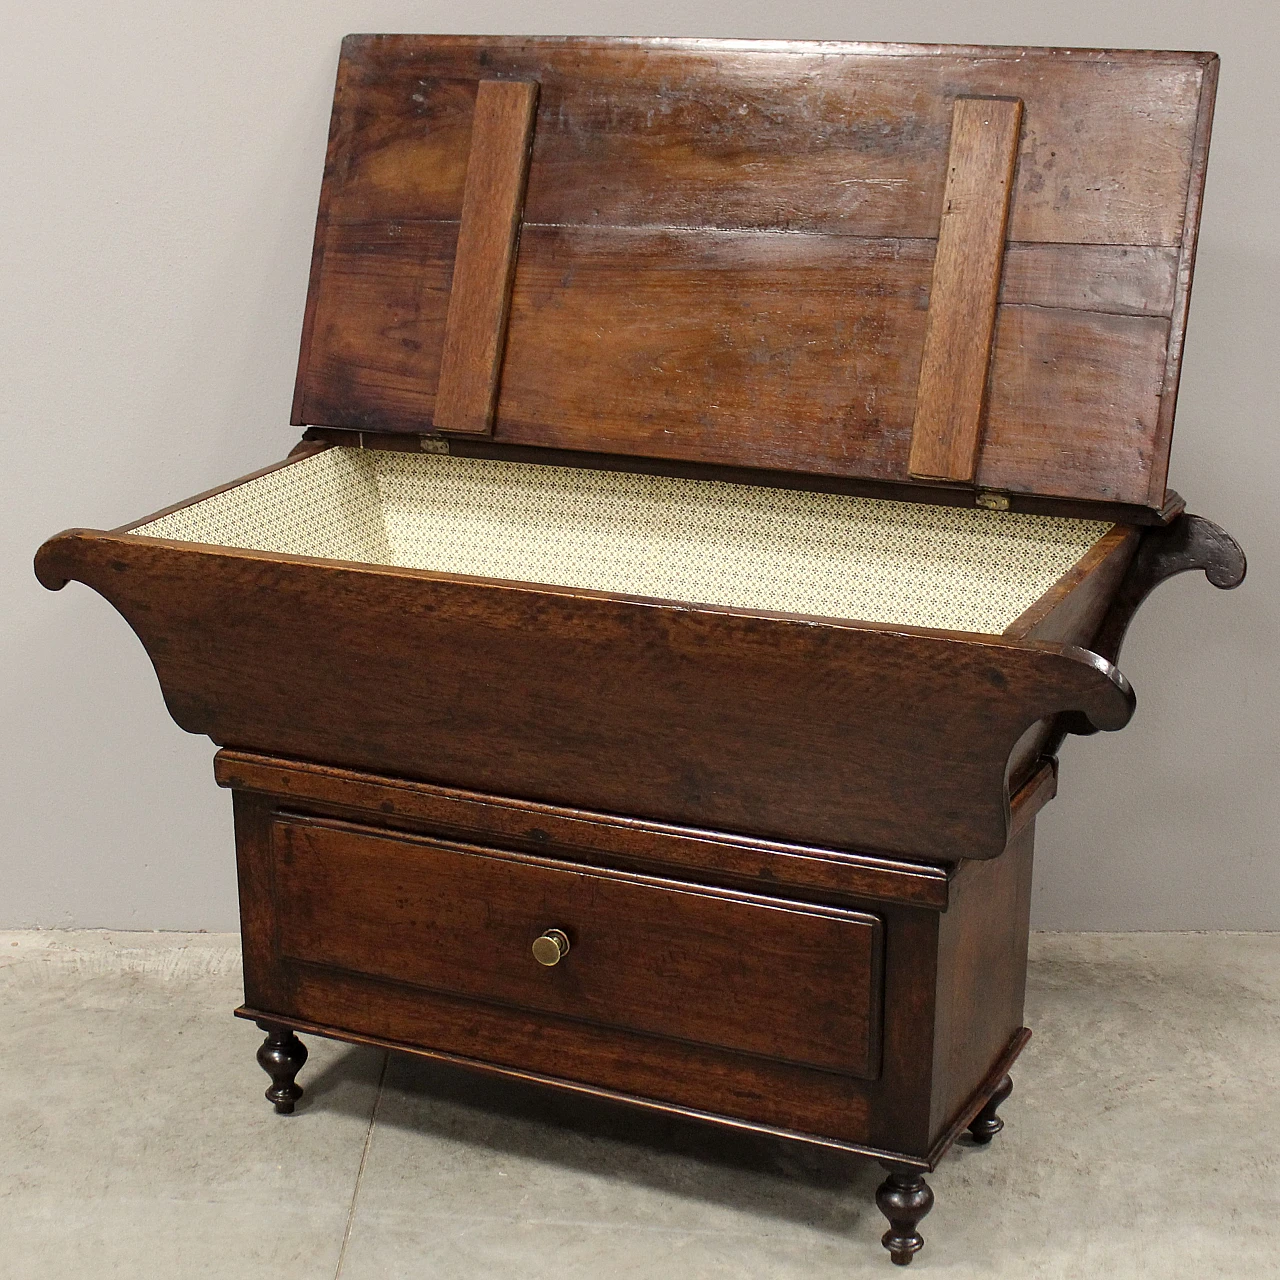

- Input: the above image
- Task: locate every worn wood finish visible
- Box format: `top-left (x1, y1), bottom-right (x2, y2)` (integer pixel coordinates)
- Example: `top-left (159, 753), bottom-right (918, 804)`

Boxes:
top-left (298, 957), bottom-right (888, 1145)
top-left (1148, 55), bottom-right (1220, 507)
top-left (909, 97), bottom-right (1022, 484)
top-left (1004, 525), bottom-right (1141, 643)
top-left (214, 750), bottom-right (955, 909)
top-left (924, 1028), bottom-right (1031, 1166)
top-left (232, 792), bottom-right (288, 1013)
top-left (301, 430), bottom-right (1189, 527)
top-left (876, 1166), bottom-right (934, 1266)
top-left (1007, 762), bottom-right (1056, 840)
top-left (1029, 512), bottom-right (1248, 762)
top-left (255, 1022), bottom-right (308, 1114)
top-left (320, 37), bottom-right (1207, 244)
top-left (302, 224), bottom-right (1175, 501)
top-left (239, 994), bottom-right (905, 1155)
top-left (37, 528), bottom-right (1135, 863)
top-left (1001, 527), bottom-right (1141, 788)
top-left (1090, 513), bottom-right (1246, 664)
top-left (226, 764), bottom-right (1038, 1165)
top-left (433, 79), bottom-right (538, 435)
top-left (927, 826), bottom-right (1034, 1137)
top-left (30, 32), bottom-right (1249, 1271)
top-left (272, 812), bottom-right (883, 1077)
top-left (291, 36), bottom-right (1218, 513)
top-left (966, 1073), bottom-right (1013, 1144)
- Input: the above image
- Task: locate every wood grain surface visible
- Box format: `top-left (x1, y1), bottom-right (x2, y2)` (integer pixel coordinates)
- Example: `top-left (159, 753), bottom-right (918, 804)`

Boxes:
top-left (214, 749), bottom-right (955, 909)
top-left (433, 80), bottom-right (538, 435)
top-left (909, 97), bottom-right (1022, 483)
top-left (37, 527), bottom-right (1135, 862)
top-left (291, 36), bottom-right (1217, 512)
top-left (225, 760), bottom-right (1039, 1160)
top-left (271, 813), bottom-right (883, 1077)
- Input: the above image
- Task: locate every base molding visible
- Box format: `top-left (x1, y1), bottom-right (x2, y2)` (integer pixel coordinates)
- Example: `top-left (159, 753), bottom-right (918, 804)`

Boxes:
top-left (234, 1005), bottom-right (1029, 1172)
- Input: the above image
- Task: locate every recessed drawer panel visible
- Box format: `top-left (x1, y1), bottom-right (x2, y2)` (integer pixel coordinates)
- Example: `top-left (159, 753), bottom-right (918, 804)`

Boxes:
top-left (271, 814), bottom-right (883, 1079)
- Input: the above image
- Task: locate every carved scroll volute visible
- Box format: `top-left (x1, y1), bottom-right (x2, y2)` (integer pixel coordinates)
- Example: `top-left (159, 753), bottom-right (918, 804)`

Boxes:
top-left (1046, 513), bottom-right (1245, 752)
top-left (1092, 514), bottom-right (1247, 665)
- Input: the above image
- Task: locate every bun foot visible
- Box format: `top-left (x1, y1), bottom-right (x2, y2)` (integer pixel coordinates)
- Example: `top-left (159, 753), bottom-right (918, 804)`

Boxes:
top-left (876, 1164), bottom-right (934, 1266)
top-left (967, 1073), bottom-right (1013, 1145)
top-left (255, 1020), bottom-right (308, 1114)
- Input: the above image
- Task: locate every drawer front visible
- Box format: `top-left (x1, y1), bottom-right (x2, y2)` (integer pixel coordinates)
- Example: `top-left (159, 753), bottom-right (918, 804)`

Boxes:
top-left (271, 814), bottom-right (883, 1079)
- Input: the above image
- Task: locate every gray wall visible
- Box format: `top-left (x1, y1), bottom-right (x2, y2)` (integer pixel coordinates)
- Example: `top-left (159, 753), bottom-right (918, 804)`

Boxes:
top-left (4, 0), bottom-right (1275, 931)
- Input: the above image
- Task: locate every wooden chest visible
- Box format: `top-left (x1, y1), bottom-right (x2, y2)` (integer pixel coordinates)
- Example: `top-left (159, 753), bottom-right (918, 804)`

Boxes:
top-left (36, 35), bottom-right (1244, 1266)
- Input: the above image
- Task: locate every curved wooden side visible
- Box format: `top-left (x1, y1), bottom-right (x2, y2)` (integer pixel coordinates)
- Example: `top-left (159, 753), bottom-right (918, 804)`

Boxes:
top-left (1033, 512), bottom-right (1244, 757)
top-left (34, 529), bottom-right (1134, 862)
top-left (1092, 513), bottom-right (1247, 664)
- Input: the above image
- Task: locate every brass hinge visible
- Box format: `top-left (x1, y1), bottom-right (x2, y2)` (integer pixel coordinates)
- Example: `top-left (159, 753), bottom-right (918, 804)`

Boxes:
top-left (975, 490), bottom-right (1010, 511)
top-left (419, 435), bottom-right (450, 455)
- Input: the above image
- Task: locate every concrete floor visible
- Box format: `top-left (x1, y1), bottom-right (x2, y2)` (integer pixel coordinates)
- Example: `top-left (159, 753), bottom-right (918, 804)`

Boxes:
top-left (1, 932), bottom-right (1276, 1279)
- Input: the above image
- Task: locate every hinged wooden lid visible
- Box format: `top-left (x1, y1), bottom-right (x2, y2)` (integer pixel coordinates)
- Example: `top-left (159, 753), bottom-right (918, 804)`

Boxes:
top-left (293, 36), bottom-right (1218, 515)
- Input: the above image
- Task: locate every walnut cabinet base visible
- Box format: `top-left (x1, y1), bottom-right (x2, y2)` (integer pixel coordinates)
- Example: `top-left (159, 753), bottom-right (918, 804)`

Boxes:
top-left (220, 748), bottom-right (1037, 1266)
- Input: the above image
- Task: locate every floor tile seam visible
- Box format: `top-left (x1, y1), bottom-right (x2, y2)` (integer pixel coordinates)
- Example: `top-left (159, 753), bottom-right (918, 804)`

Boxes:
top-left (334, 1051), bottom-right (390, 1280)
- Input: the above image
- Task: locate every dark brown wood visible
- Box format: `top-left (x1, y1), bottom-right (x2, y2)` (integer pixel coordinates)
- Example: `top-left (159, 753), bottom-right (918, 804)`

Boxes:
top-left (909, 97), bottom-right (1022, 484)
top-left (1091, 513), bottom-right (1246, 664)
top-left (1038, 513), bottom-right (1246, 760)
top-left (222, 758), bottom-right (1040, 1160)
top-left (31, 35), bottom-right (1247, 1271)
top-left (1003, 525), bottom-right (1141, 643)
top-left (255, 1021), bottom-right (308, 1114)
top-left (1148, 55), bottom-right (1220, 507)
top-left (214, 749), bottom-right (954, 909)
top-left (290, 50), bottom-right (351, 427)
top-left (283, 962), bottom-right (887, 1146)
top-left (220, 747), bottom-right (1044, 1162)
top-left (300, 221), bottom-right (1176, 508)
top-left (433, 79), bottom-right (538, 436)
top-left (36, 528), bottom-right (1134, 863)
top-left (320, 36), bottom-right (1208, 244)
top-left (1001, 527), bottom-right (1142, 787)
top-left (927, 825), bottom-right (1034, 1138)
top-left (232, 793), bottom-right (290, 1013)
top-left (1008, 762), bottom-right (1055, 839)
top-left (924, 1027), bottom-right (1031, 1166)
top-left (236, 1001), bottom-right (928, 1165)
top-left (876, 1166), bottom-right (934, 1266)
top-left (270, 811), bottom-right (884, 1078)
top-left (301, 428), bottom-right (1189, 527)
top-left (290, 36), bottom-right (1218, 513)
top-left (967, 1073), bottom-right (1013, 1144)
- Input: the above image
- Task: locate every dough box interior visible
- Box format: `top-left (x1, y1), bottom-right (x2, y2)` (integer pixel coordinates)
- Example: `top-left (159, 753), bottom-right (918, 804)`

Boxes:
top-left (133, 446), bottom-right (1116, 637)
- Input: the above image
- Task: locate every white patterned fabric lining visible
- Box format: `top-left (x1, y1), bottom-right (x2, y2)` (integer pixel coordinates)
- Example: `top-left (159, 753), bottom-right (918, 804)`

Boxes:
top-left (138, 449), bottom-right (389, 564)
top-left (136, 447), bottom-right (1112, 635)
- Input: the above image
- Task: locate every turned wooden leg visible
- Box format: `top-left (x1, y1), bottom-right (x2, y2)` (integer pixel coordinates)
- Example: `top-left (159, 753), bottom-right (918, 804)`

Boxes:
top-left (256, 1020), bottom-right (308, 1114)
top-left (967, 1073), bottom-right (1013, 1145)
top-left (875, 1163), bottom-right (934, 1266)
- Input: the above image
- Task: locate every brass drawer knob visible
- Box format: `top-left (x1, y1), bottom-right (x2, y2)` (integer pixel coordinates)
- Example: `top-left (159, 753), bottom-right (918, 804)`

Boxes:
top-left (532, 929), bottom-right (570, 967)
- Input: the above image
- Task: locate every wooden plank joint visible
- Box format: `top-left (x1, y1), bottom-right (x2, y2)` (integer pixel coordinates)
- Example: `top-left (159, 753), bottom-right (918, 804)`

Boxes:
top-left (908, 97), bottom-right (1023, 484)
top-left (433, 79), bottom-right (540, 435)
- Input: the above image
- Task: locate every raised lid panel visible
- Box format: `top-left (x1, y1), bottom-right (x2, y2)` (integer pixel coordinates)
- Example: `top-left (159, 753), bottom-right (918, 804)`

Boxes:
top-left (294, 36), bottom-right (1217, 511)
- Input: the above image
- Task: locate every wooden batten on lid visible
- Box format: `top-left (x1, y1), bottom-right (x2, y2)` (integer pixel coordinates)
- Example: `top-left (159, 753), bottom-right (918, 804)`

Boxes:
top-left (292, 37), bottom-right (1219, 519)
top-left (433, 79), bottom-right (539, 435)
top-left (907, 97), bottom-right (1023, 487)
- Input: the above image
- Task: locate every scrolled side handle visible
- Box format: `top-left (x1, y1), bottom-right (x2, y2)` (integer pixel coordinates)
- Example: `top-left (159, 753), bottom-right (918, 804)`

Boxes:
top-left (34, 529), bottom-right (107, 592)
top-left (1091, 514), bottom-right (1246, 665)
top-left (1049, 645), bottom-right (1137, 738)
